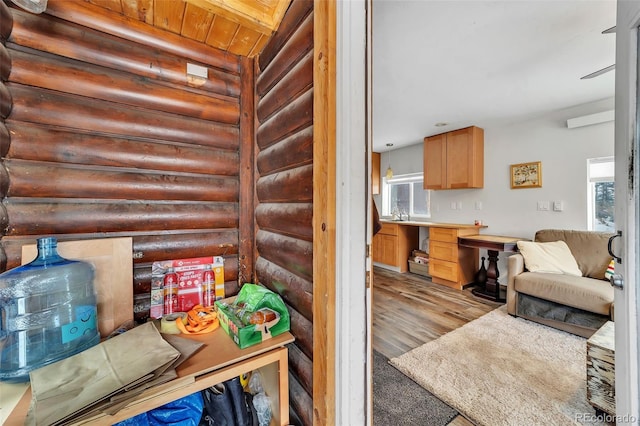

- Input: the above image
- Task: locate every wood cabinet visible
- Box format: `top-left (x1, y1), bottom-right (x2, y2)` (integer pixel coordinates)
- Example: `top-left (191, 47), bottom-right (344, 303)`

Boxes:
top-left (6, 331), bottom-right (295, 426)
top-left (372, 152), bottom-right (381, 195)
top-left (423, 126), bottom-right (484, 190)
top-left (373, 222), bottom-right (419, 272)
top-left (428, 227), bottom-right (479, 289)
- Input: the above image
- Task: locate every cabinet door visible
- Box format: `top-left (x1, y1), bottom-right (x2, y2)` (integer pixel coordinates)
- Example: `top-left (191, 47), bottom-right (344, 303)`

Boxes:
top-left (446, 127), bottom-right (484, 189)
top-left (423, 133), bottom-right (447, 189)
top-left (379, 235), bottom-right (398, 266)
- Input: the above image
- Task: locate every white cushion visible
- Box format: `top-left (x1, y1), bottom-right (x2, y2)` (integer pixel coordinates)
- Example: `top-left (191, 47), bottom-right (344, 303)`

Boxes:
top-left (516, 240), bottom-right (582, 276)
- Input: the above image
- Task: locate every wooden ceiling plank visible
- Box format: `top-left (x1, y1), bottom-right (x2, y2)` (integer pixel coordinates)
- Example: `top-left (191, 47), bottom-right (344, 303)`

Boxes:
top-left (182, 3), bottom-right (214, 42)
top-left (121, 0), bottom-right (154, 24)
top-left (205, 14), bottom-right (238, 51)
top-left (183, 0), bottom-right (275, 35)
top-left (154, 0), bottom-right (187, 34)
top-left (248, 33), bottom-right (269, 58)
top-left (227, 25), bottom-right (261, 57)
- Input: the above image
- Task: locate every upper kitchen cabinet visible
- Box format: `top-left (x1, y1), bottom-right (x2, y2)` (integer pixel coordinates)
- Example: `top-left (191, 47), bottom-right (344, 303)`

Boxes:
top-left (423, 126), bottom-right (484, 190)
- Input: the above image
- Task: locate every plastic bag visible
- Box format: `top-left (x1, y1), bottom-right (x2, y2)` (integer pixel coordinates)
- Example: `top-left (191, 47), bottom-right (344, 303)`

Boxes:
top-left (114, 391), bottom-right (203, 426)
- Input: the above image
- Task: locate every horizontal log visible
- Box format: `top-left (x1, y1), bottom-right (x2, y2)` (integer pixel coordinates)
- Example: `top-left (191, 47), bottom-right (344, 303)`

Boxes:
top-left (9, 49), bottom-right (240, 124)
top-left (0, 81), bottom-right (11, 119)
top-left (8, 84), bottom-right (239, 150)
top-left (0, 121), bottom-right (8, 157)
top-left (259, 0), bottom-right (314, 72)
top-left (289, 307), bottom-right (312, 359)
top-left (256, 256), bottom-right (312, 320)
top-left (5, 159), bottom-right (239, 201)
top-left (2, 230), bottom-right (239, 271)
top-left (6, 122), bottom-right (239, 175)
top-left (5, 201), bottom-right (238, 235)
top-left (44, 0), bottom-right (240, 75)
top-left (256, 88), bottom-right (312, 149)
top-left (256, 164), bottom-right (313, 203)
top-left (0, 43), bottom-right (10, 81)
top-left (255, 230), bottom-right (312, 282)
top-left (289, 368), bottom-right (313, 426)
top-left (255, 203), bottom-right (312, 241)
top-left (257, 50), bottom-right (313, 122)
top-left (287, 342), bottom-right (313, 399)
top-left (256, 126), bottom-right (313, 174)
top-left (8, 10), bottom-right (240, 98)
top-left (257, 11), bottom-right (313, 97)
top-left (0, 161), bottom-right (8, 197)
top-left (0, 0), bottom-right (12, 41)
top-left (132, 231), bottom-right (238, 263)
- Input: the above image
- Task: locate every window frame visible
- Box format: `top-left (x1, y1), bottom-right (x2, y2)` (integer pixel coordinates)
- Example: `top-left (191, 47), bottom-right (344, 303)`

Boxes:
top-left (381, 172), bottom-right (431, 219)
top-left (587, 156), bottom-right (615, 232)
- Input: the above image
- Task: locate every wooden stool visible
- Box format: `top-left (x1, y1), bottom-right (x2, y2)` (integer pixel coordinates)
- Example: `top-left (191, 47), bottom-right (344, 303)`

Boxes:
top-left (587, 321), bottom-right (615, 416)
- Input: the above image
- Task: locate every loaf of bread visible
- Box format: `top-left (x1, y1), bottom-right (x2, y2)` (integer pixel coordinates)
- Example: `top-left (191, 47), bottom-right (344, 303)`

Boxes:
top-left (247, 308), bottom-right (277, 324)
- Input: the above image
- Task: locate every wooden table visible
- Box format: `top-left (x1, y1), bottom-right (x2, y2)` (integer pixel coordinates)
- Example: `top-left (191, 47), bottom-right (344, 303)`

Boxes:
top-left (587, 321), bottom-right (615, 416)
top-left (458, 234), bottom-right (522, 302)
top-left (5, 330), bottom-right (295, 425)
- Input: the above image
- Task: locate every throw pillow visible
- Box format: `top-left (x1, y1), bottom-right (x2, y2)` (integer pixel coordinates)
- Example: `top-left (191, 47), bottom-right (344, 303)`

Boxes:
top-left (604, 259), bottom-right (615, 280)
top-left (516, 240), bottom-right (582, 276)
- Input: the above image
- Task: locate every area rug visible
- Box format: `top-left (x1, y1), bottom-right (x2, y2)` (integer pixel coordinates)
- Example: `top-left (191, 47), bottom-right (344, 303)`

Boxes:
top-left (373, 350), bottom-right (457, 425)
top-left (390, 307), bottom-right (609, 426)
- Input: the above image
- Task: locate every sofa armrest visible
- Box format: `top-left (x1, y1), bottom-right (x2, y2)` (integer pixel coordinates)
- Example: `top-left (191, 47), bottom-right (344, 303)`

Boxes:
top-left (507, 253), bottom-right (525, 315)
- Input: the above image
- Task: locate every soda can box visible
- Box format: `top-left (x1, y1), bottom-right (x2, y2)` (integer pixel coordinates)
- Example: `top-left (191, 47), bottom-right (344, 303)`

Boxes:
top-left (215, 284), bottom-right (290, 349)
top-left (150, 256), bottom-right (225, 318)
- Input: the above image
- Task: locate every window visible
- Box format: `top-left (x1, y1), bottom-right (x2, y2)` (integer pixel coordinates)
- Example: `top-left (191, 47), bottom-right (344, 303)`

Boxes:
top-left (382, 173), bottom-right (430, 219)
top-left (587, 157), bottom-right (614, 232)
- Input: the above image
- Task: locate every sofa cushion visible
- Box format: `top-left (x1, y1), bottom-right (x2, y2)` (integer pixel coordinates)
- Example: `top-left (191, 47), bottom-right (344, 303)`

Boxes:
top-left (535, 229), bottom-right (614, 280)
top-left (516, 240), bottom-right (582, 276)
top-left (514, 272), bottom-right (614, 315)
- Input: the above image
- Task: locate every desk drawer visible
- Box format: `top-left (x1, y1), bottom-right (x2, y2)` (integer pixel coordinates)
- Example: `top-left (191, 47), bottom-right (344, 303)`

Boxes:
top-left (429, 240), bottom-right (458, 262)
top-left (430, 227), bottom-right (458, 243)
top-left (379, 223), bottom-right (399, 236)
top-left (429, 259), bottom-right (458, 282)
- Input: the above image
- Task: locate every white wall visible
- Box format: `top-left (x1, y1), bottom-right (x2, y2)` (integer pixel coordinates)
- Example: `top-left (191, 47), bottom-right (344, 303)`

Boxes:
top-left (375, 97), bottom-right (615, 278)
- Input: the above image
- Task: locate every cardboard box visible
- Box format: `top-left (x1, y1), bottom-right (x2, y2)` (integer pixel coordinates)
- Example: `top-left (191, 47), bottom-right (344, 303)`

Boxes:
top-left (215, 284), bottom-right (290, 349)
top-left (409, 259), bottom-right (430, 277)
top-left (150, 256), bottom-right (225, 318)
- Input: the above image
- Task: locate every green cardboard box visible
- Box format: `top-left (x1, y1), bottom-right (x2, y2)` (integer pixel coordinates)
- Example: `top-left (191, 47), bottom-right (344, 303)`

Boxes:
top-left (215, 284), bottom-right (290, 349)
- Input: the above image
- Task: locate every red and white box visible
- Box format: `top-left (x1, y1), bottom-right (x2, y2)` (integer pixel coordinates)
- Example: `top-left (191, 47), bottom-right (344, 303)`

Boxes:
top-left (150, 256), bottom-right (225, 318)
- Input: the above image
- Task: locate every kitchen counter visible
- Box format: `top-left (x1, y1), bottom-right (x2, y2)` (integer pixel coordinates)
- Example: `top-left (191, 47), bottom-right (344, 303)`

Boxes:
top-left (380, 219), bottom-right (487, 230)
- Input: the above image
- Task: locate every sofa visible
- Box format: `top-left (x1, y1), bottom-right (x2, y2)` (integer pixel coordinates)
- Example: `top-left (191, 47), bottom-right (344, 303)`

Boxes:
top-left (507, 229), bottom-right (615, 338)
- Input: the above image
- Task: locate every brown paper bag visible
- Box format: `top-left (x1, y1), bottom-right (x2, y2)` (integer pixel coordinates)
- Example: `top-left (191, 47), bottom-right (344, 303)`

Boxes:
top-left (27, 322), bottom-right (180, 425)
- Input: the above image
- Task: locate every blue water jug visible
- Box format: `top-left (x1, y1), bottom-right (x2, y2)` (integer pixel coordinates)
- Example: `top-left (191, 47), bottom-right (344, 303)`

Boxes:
top-left (0, 237), bottom-right (100, 382)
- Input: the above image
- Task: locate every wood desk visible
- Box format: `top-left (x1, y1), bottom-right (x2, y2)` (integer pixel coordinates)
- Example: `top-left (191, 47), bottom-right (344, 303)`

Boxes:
top-left (458, 235), bottom-right (522, 302)
top-left (6, 330), bottom-right (295, 425)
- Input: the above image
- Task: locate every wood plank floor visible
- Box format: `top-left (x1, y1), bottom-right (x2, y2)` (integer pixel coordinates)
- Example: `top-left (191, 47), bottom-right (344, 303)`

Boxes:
top-left (372, 266), bottom-right (502, 426)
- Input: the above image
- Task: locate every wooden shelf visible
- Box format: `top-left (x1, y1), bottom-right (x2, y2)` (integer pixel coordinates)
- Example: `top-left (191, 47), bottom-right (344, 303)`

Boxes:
top-left (6, 330), bottom-right (295, 426)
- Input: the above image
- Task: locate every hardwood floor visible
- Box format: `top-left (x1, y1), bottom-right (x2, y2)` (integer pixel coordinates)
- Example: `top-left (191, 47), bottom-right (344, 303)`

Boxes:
top-left (372, 266), bottom-right (502, 426)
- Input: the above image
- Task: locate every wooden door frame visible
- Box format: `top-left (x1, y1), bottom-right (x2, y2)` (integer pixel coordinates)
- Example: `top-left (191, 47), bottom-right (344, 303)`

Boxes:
top-left (313, 0), bottom-right (337, 424)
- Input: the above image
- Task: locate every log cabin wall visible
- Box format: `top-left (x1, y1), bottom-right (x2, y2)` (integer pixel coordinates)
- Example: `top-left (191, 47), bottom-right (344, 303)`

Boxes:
top-left (0, 0), bottom-right (252, 318)
top-left (254, 1), bottom-right (314, 424)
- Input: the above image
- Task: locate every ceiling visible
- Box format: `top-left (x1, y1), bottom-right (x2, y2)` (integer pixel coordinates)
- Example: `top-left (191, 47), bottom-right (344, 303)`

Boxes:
top-left (372, 0), bottom-right (617, 153)
top-left (82, 0), bottom-right (291, 57)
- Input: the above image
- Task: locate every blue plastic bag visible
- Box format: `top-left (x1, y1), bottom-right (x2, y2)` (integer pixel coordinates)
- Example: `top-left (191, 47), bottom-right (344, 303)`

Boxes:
top-left (114, 392), bottom-right (204, 426)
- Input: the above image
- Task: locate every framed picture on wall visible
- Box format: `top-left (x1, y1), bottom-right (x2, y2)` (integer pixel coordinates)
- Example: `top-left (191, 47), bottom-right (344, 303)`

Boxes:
top-left (510, 161), bottom-right (542, 189)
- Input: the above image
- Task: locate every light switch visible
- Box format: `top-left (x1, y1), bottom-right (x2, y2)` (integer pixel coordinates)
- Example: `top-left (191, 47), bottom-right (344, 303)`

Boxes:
top-left (475, 201), bottom-right (482, 210)
top-left (187, 63), bottom-right (208, 78)
top-left (450, 202), bottom-right (457, 210)
top-left (553, 201), bottom-right (564, 211)
top-left (457, 201), bottom-right (463, 210)
top-left (537, 201), bottom-right (550, 211)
